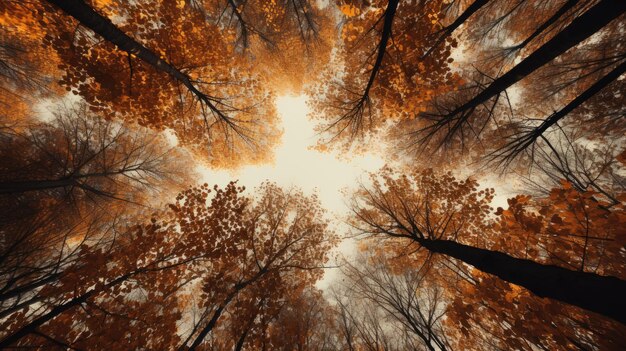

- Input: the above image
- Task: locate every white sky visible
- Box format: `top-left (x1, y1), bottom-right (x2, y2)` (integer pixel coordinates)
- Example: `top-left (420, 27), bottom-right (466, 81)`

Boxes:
top-left (197, 95), bottom-right (385, 212)
top-left (197, 95), bottom-right (387, 288)
top-left (195, 94), bottom-right (526, 288)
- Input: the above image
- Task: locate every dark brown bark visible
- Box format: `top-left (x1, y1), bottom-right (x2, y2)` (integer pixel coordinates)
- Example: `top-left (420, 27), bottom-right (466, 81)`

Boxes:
top-left (185, 285), bottom-right (242, 351)
top-left (0, 178), bottom-right (77, 194)
top-left (45, 0), bottom-right (232, 123)
top-left (526, 60), bottom-right (625, 137)
top-left (0, 273), bottom-right (61, 302)
top-left (510, 0), bottom-right (581, 51)
top-left (363, 0), bottom-right (399, 97)
top-left (233, 321), bottom-right (252, 351)
top-left (416, 238), bottom-right (626, 325)
top-left (330, 0), bottom-right (399, 136)
top-left (0, 272), bottom-right (132, 349)
top-left (428, 0), bottom-right (626, 139)
top-left (422, 0), bottom-right (491, 59)
top-left (226, 0), bottom-right (250, 48)
top-left (497, 59), bottom-right (626, 161)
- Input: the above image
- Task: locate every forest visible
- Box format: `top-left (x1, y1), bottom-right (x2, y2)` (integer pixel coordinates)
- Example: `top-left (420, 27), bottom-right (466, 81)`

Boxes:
top-left (0, 0), bottom-right (625, 350)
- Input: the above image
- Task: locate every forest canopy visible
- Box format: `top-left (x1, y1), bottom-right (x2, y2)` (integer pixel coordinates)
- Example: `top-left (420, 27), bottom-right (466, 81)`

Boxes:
top-left (1, 0), bottom-right (625, 350)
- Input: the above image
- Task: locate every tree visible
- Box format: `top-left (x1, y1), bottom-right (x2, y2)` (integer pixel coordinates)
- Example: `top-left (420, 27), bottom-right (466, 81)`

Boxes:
top-left (349, 167), bottom-right (626, 326)
top-left (259, 288), bottom-right (339, 350)
top-left (443, 183), bottom-right (626, 350)
top-left (179, 182), bottom-right (337, 350)
top-left (0, 103), bottom-right (185, 204)
top-left (338, 251), bottom-right (452, 351)
top-left (0, 103), bottom-right (189, 332)
top-left (332, 285), bottom-right (423, 351)
top-left (0, 181), bottom-right (336, 349)
top-left (5, 0), bottom-right (280, 166)
top-left (516, 130), bottom-right (624, 206)
top-left (410, 0), bottom-right (625, 157)
top-left (201, 0), bottom-right (336, 92)
top-left (309, 0), bottom-right (461, 150)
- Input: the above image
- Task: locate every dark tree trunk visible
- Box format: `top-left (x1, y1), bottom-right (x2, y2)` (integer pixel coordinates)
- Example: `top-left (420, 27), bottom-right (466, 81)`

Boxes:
top-left (511, 0), bottom-right (581, 50)
top-left (362, 0), bottom-right (399, 96)
top-left (186, 290), bottom-right (238, 351)
top-left (502, 58), bottom-right (626, 157)
top-left (184, 274), bottom-right (262, 351)
top-left (0, 272), bottom-right (132, 349)
top-left (530, 59), bottom-right (626, 137)
top-left (0, 273), bottom-right (61, 302)
top-left (0, 291), bottom-right (94, 348)
top-left (0, 178), bottom-right (77, 194)
top-left (0, 296), bottom-right (45, 320)
top-left (422, 0), bottom-right (491, 59)
top-left (436, 0), bottom-right (626, 126)
top-left (416, 238), bottom-right (626, 325)
top-left (45, 0), bottom-right (227, 119)
top-left (233, 315), bottom-right (255, 351)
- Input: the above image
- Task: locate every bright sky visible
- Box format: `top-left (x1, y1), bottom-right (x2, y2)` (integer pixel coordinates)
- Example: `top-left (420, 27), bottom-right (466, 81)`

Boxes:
top-left (197, 95), bottom-right (385, 212)
top-left (197, 95), bottom-right (387, 288)
top-left (195, 94), bottom-right (527, 288)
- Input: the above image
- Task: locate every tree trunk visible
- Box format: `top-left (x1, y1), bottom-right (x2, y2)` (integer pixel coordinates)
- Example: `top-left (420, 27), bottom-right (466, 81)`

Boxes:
top-left (45, 0), bottom-right (227, 120)
top-left (186, 290), bottom-right (238, 351)
top-left (362, 0), bottom-right (399, 96)
top-left (0, 178), bottom-right (77, 194)
top-left (508, 58), bottom-right (626, 155)
top-left (422, 0), bottom-right (491, 59)
top-left (0, 272), bottom-right (132, 349)
top-left (233, 313), bottom-right (255, 351)
top-left (0, 291), bottom-right (93, 348)
top-left (184, 275), bottom-right (261, 351)
top-left (437, 0), bottom-right (626, 125)
top-left (0, 273), bottom-right (61, 302)
top-left (511, 0), bottom-right (580, 51)
top-left (416, 238), bottom-right (626, 325)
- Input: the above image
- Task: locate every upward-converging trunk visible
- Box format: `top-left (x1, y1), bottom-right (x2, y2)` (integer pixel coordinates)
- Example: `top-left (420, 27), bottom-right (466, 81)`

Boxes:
top-left (186, 293), bottom-right (236, 351)
top-left (415, 238), bottom-right (626, 325)
top-left (184, 280), bottom-right (250, 351)
top-left (362, 0), bottom-right (400, 97)
top-left (0, 178), bottom-right (77, 194)
top-left (500, 59), bottom-right (626, 159)
top-left (45, 0), bottom-right (228, 120)
top-left (0, 272), bottom-right (133, 349)
top-left (183, 268), bottom-right (267, 351)
top-left (433, 0), bottom-right (626, 130)
top-left (422, 0), bottom-right (491, 59)
top-left (510, 0), bottom-right (580, 51)
top-left (528, 60), bottom-right (626, 139)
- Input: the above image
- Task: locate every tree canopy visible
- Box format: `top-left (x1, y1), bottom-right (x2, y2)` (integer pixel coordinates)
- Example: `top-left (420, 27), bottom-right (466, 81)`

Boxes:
top-left (1, 0), bottom-right (624, 349)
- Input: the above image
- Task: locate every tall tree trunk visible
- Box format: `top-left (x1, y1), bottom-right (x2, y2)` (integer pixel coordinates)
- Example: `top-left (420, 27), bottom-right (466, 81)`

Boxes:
top-left (335, 0), bottom-right (399, 134)
top-left (0, 291), bottom-right (94, 348)
top-left (186, 290), bottom-right (238, 351)
top-left (184, 274), bottom-right (262, 351)
top-left (415, 238), bottom-right (626, 325)
top-left (0, 178), bottom-right (77, 194)
top-left (501, 59), bottom-right (626, 158)
top-left (233, 311), bottom-right (256, 351)
top-left (434, 0), bottom-right (626, 131)
top-left (363, 0), bottom-right (399, 97)
top-left (511, 0), bottom-right (581, 51)
top-left (45, 0), bottom-right (229, 121)
top-left (529, 59), bottom-right (626, 138)
top-left (0, 272), bottom-right (132, 349)
top-left (0, 273), bottom-right (61, 302)
top-left (422, 0), bottom-right (491, 59)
